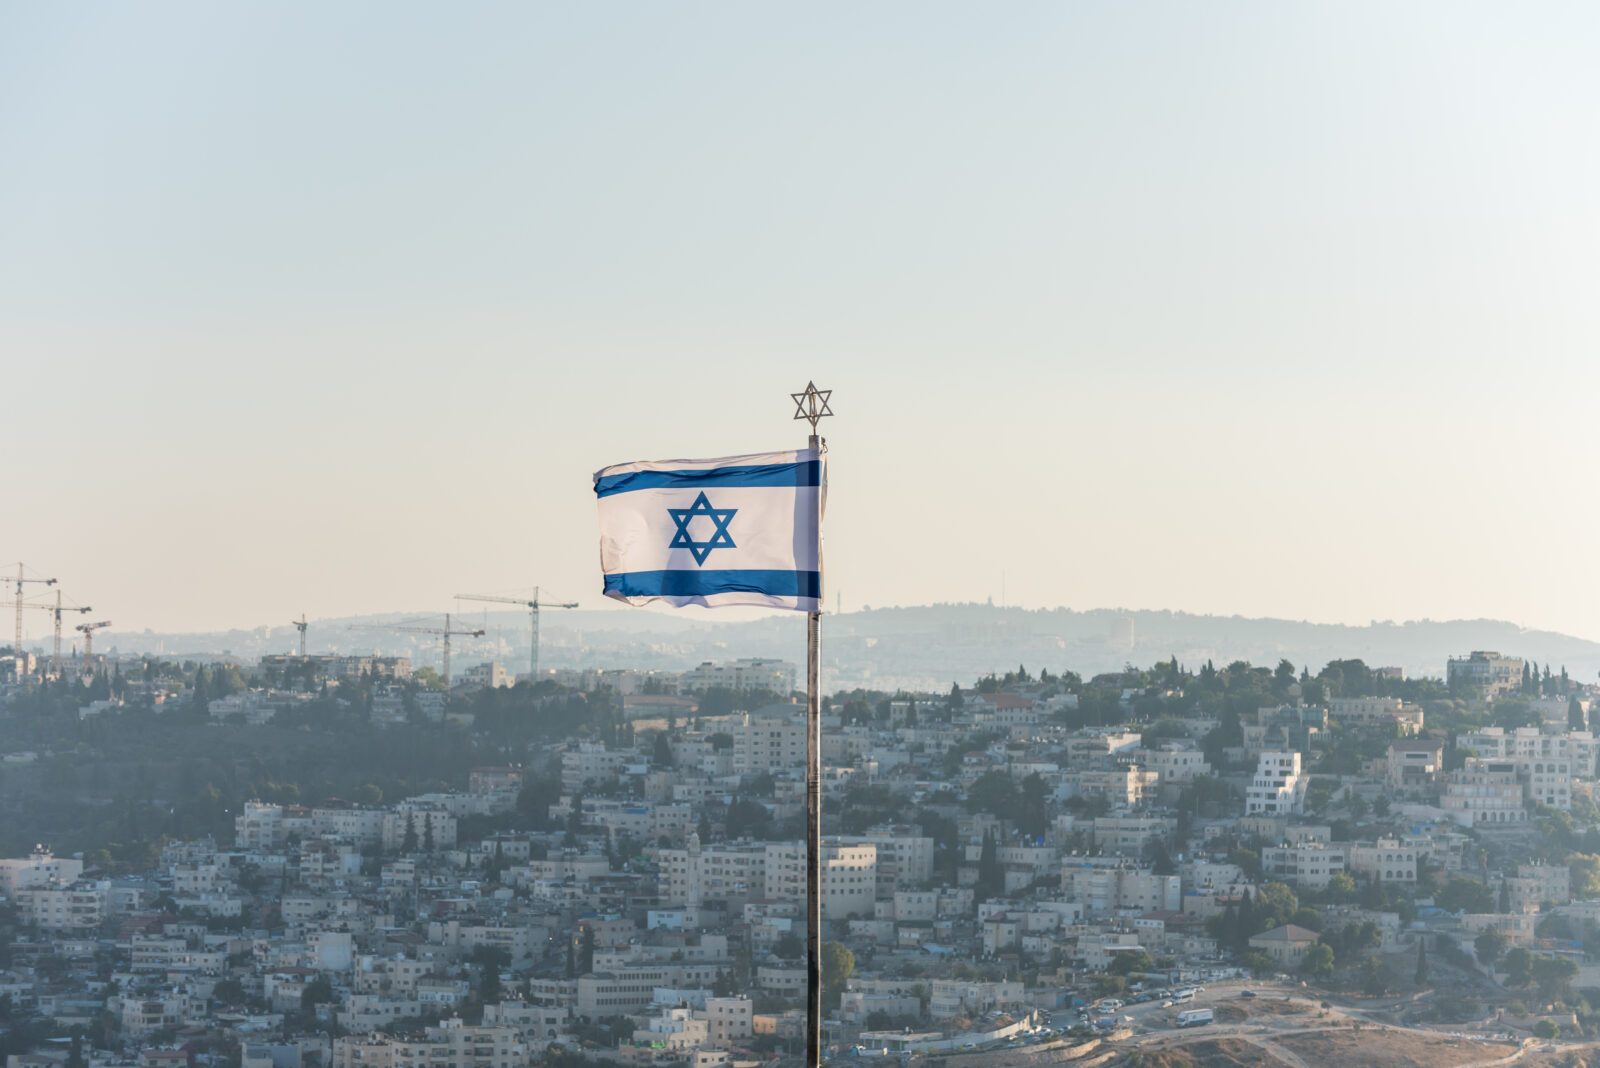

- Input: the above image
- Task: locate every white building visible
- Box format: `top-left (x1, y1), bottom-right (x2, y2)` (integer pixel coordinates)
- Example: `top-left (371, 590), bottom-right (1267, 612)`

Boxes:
top-left (1262, 842), bottom-right (1348, 889)
top-left (682, 658), bottom-right (798, 696)
top-left (1245, 752), bottom-right (1307, 816)
top-left (1443, 759), bottom-right (1529, 827)
top-left (0, 850), bottom-right (84, 893)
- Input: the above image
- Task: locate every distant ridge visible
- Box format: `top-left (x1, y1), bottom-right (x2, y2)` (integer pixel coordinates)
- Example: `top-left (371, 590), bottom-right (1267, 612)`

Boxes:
top-left (86, 603), bottom-right (1600, 695)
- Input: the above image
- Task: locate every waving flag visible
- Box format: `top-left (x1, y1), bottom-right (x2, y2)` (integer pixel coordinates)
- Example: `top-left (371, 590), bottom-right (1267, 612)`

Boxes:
top-left (594, 447), bottom-right (824, 611)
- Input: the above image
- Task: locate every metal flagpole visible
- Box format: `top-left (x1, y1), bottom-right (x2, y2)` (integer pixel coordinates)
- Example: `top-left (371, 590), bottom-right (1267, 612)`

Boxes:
top-left (792, 381), bottom-right (831, 1068)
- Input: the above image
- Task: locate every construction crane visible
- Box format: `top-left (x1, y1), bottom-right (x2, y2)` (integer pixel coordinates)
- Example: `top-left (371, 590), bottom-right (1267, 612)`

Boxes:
top-left (455, 588), bottom-right (577, 683)
top-left (292, 614), bottom-right (309, 657)
top-left (76, 620), bottom-right (111, 679)
top-left (6, 563), bottom-right (56, 671)
top-left (348, 613), bottom-right (484, 691)
top-left (48, 591), bottom-right (92, 677)
top-left (0, 589), bottom-right (88, 679)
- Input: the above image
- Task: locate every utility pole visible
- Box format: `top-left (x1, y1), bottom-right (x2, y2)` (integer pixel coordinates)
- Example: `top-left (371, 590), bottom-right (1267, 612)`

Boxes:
top-left (454, 589), bottom-right (577, 682)
top-left (790, 380), bottom-right (831, 1068)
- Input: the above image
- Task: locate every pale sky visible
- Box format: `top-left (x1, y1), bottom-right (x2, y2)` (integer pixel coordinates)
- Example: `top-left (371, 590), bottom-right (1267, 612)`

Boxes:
top-left (4, 2), bottom-right (1599, 640)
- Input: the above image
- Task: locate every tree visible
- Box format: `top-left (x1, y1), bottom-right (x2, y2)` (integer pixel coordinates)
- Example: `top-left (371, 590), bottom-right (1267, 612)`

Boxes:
top-left (725, 799), bottom-right (773, 839)
top-left (1326, 871), bottom-right (1357, 902)
top-left (579, 925), bottom-right (596, 975)
top-left (1534, 1018), bottom-right (1559, 1040)
top-left (1532, 954), bottom-right (1577, 1003)
top-left (301, 976), bottom-right (334, 1011)
top-left (1502, 947), bottom-right (1534, 988)
top-left (1017, 774), bottom-right (1049, 839)
top-left (975, 830), bottom-right (1004, 902)
top-left (1414, 939), bottom-right (1429, 986)
top-left (773, 933), bottom-right (803, 960)
top-left (1360, 957), bottom-right (1388, 996)
top-left (1570, 854), bottom-right (1600, 899)
top-left (402, 813), bottom-right (418, 853)
top-left (1435, 877), bottom-right (1494, 914)
top-left (821, 942), bottom-right (855, 1009)
top-left (1107, 951), bottom-right (1155, 977)
top-left (1475, 927), bottom-right (1506, 968)
top-left (1301, 942), bottom-right (1335, 978)
top-left (965, 771), bottom-right (1019, 819)
top-left (653, 732), bottom-right (675, 767)
top-left (422, 813), bottom-right (434, 852)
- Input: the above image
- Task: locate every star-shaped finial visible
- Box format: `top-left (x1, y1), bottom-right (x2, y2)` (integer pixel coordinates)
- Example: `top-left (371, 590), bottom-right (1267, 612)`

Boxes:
top-left (791, 381), bottom-right (833, 430)
top-left (668, 492), bottom-right (738, 566)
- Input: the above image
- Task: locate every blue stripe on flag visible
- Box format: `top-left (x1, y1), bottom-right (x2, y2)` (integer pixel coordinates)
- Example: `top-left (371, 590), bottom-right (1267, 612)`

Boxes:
top-left (604, 570), bottom-right (821, 598)
top-left (594, 460), bottom-right (821, 499)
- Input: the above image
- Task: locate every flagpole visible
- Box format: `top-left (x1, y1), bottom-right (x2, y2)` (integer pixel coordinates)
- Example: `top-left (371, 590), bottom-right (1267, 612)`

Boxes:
top-left (805, 486), bottom-right (822, 1068)
top-left (792, 381), bottom-right (831, 1068)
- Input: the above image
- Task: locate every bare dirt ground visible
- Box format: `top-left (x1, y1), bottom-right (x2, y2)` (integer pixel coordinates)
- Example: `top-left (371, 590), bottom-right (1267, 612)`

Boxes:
top-left (1273, 1027), bottom-right (1516, 1068)
top-left (1109, 1039), bottom-right (1270, 1068)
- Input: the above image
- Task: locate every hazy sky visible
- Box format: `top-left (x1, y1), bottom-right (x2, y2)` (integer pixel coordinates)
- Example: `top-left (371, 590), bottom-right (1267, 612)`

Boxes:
top-left (4, 2), bottom-right (1599, 641)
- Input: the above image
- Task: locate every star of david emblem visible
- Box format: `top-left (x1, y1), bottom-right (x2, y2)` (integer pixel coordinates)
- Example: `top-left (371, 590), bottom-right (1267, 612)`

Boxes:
top-left (668, 492), bottom-right (738, 566)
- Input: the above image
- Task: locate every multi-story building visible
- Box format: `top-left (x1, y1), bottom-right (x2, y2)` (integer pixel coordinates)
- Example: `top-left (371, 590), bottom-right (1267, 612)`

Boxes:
top-left (658, 838), bottom-right (768, 907)
top-left (1139, 746), bottom-right (1212, 787)
top-left (927, 980), bottom-right (1025, 1019)
top-left (841, 829), bottom-right (934, 887)
top-left (764, 843), bottom-right (877, 919)
top-left (1443, 759), bottom-right (1529, 827)
top-left (455, 662), bottom-right (515, 693)
top-left (0, 850), bottom-right (84, 893)
top-left (681, 658), bottom-right (797, 696)
top-left (1262, 842), bottom-right (1348, 889)
top-left (705, 996), bottom-right (754, 1045)
top-left (1506, 861), bottom-right (1571, 911)
top-left (12, 879), bottom-right (109, 931)
top-left (1329, 697), bottom-right (1424, 734)
top-left (1348, 838), bottom-right (1417, 884)
top-left (561, 743), bottom-right (631, 792)
top-left (1447, 651), bottom-right (1525, 699)
top-left (730, 707), bottom-right (805, 776)
top-left (1245, 752), bottom-right (1307, 816)
top-left (1092, 815), bottom-right (1176, 855)
top-left (1386, 739), bottom-right (1446, 791)
top-left (1458, 727), bottom-right (1599, 780)
top-left (1059, 861), bottom-right (1180, 916)
top-left (390, 1018), bottom-right (525, 1068)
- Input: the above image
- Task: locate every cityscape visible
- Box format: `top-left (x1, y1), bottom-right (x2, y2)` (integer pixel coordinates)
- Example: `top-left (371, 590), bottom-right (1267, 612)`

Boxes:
top-left (7, 610), bottom-right (1600, 1068)
top-left (7, 3), bottom-right (1599, 1067)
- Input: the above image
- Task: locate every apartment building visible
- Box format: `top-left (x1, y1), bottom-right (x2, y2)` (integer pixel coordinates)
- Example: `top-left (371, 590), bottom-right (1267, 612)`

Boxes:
top-left (1245, 752), bottom-right (1307, 816)
top-left (1443, 759), bottom-right (1529, 827)
top-left (1447, 652), bottom-right (1525, 699)
top-left (1262, 842), bottom-right (1348, 889)
top-left (1348, 838), bottom-right (1417, 884)
top-left (681, 658), bottom-right (797, 696)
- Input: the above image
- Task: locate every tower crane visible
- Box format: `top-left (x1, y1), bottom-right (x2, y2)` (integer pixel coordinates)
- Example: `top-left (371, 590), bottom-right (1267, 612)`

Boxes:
top-left (455, 588), bottom-right (576, 683)
top-left (76, 620), bottom-right (111, 679)
top-left (49, 591), bottom-right (92, 677)
top-left (348, 613), bottom-right (484, 692)
top-left (0, 589), bottom-right (89, 679)
top-left (292, 615), bottom-right (309, 657)
top-left (6, 563), bottom-right (56, 670)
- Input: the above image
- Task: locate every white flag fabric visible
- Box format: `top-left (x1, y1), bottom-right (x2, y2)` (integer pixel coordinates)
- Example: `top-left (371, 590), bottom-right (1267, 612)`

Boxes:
top-left (594, 447), bottom-right (824, 611)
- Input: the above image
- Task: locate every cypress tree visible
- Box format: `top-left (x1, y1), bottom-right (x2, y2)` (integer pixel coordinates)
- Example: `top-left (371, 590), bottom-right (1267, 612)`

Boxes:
top-left (1415, 938), bottom-right (1429, 985)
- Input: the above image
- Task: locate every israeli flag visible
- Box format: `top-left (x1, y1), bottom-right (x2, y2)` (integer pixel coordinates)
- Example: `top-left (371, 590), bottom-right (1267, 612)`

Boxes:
top-left (594, 447), bottom-right (825, 611)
